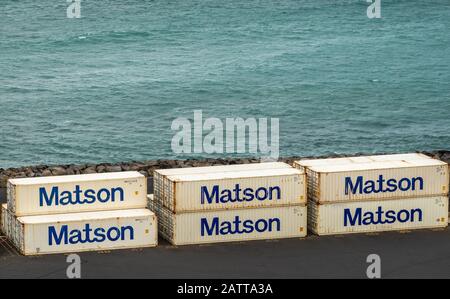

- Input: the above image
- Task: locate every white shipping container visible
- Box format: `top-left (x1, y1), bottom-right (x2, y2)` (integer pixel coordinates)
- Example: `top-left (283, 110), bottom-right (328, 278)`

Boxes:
top-left (294, 153), bottom-right (448, 203)
top-left (154, 162), bottom-right (299, 212)
top-left (149, 195), bottom-right (307, 245)
top-left (8, 208), bottom-right (157, 255)
top-left (154, 167), bottom-right (306, 212)
top-left (8, 171), bottom-right (147, 216)
top-left (308, 196), bottom-right (448, 235)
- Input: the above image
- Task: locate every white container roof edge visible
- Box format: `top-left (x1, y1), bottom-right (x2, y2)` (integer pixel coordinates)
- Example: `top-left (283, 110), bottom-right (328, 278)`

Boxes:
top-left (165, 167), bottom-right (304, 181)
top-left (295, 153), bottom-right (447, 173)
top-left (8, 171), bottom-right (144, 185)
top-left (155, 162), bottom-right (292, 176)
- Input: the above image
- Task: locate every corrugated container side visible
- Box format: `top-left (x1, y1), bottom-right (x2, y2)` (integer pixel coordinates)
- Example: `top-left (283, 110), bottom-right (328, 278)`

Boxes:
top-left (294, 162), bottom-right (448, 203)
top-left (4, 208), bottom-right (22, 250)
top-left (155, 171), bottom-right (306, 212)
top-left (1, 204), bottom-right (8, 236)
top-left (9, 172), bottom-right (148, 216)
top-left (149, 196), bottom-right (307, 245)
top-left (153, 171), bottom-right (164, 214)
top-left (1, 204), bottom-right (15, 240)
top-left (148, 196), bottom-right (174, 243)
top-left (308, 196), bottom-right (448, 235)
top-left (7, 207), bottom-right (14, 240)
top-left (12, 217), bottom-right (25, 253)
top-left (10, 209), bottom-right (157, 255)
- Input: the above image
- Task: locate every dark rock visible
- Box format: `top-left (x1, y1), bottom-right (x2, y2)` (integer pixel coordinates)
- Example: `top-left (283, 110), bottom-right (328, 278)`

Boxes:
top-left (130, 164), bottom-right (145, 171)
top-left (144, 161), bottom-right (159, 167)
top-left (25, 168), bottom-right (35, 177)
top-left (41, 169), bottom-right (52, 177)
top-left (0, 175), bottom-right (8, 188)
top-left (121, 164), bottom-right (131, 171)
top-left (97, 165), bottom-right (106, 173)
top-left (106, 165), bottom-right (122, 173)
top-left (50, 166), bottom-right (67, 176)
top-left (71, 166), bottom-right (82, 175)
top-left (439, 152), bottom-right (450, 163)
top-left (83, 167), bottom-right (97, 174)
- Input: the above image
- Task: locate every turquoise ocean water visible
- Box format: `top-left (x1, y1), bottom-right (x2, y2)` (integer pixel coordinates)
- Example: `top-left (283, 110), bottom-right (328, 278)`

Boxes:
top-left (1, 0), bottom-right (449, 168)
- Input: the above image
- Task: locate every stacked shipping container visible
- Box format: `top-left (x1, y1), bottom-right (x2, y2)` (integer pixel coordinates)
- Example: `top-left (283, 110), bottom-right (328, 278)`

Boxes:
top-left (1, 153), bottom-right (448, 252)
top-left (150, 162), bottom-right (308, 245)
top-left (294, 153), bottom-right (449, 235)
top-left (1, 172), bottom-right (157, 255)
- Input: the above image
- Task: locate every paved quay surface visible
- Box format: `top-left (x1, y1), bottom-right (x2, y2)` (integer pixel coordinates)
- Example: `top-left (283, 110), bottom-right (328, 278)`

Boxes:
top-left (1, 227), bottom-right (450, 279)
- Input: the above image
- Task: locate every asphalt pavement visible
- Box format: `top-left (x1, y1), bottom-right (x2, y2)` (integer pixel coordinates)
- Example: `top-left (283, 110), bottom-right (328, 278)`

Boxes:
top-left (1, 227), bottom-right (450, 279)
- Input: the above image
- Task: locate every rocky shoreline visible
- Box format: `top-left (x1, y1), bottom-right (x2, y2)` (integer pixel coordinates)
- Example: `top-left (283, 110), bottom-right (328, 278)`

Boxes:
top-left (0, 150), bottom-right (449, 190)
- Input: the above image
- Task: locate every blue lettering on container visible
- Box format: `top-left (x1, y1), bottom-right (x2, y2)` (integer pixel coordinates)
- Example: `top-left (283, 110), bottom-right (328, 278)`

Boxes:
top-left (343, 206), bottom-right (423, 226)
top-left (344, 175), bottom-right (424, 195)
top-left (48, 224), bottom-right (134, 245)
top-left (200, 184), bottom-right (281, 205)
top-left (200, 216), bottom-right (281, 236)
top-left (39, 186), bottom-right (124, 207)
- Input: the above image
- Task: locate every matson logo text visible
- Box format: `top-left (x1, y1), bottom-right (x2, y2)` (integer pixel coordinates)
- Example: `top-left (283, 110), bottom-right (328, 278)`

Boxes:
top-left (39, 186), bottom-right (125, 207)
top-left (345, 175), bottom-right (424, 195)
top-left (200, 184), bottom-right (281, 204)
top-left (344, 206), bottom-right (423, 227)
top-left (201, 216), bottom-right (281, 236)
top-left (48, 224), bottom-right (134, 245)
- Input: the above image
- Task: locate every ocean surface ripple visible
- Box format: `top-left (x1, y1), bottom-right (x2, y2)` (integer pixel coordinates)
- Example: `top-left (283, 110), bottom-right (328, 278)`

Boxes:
top-left (0, 0), bottom-right (449, 168)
